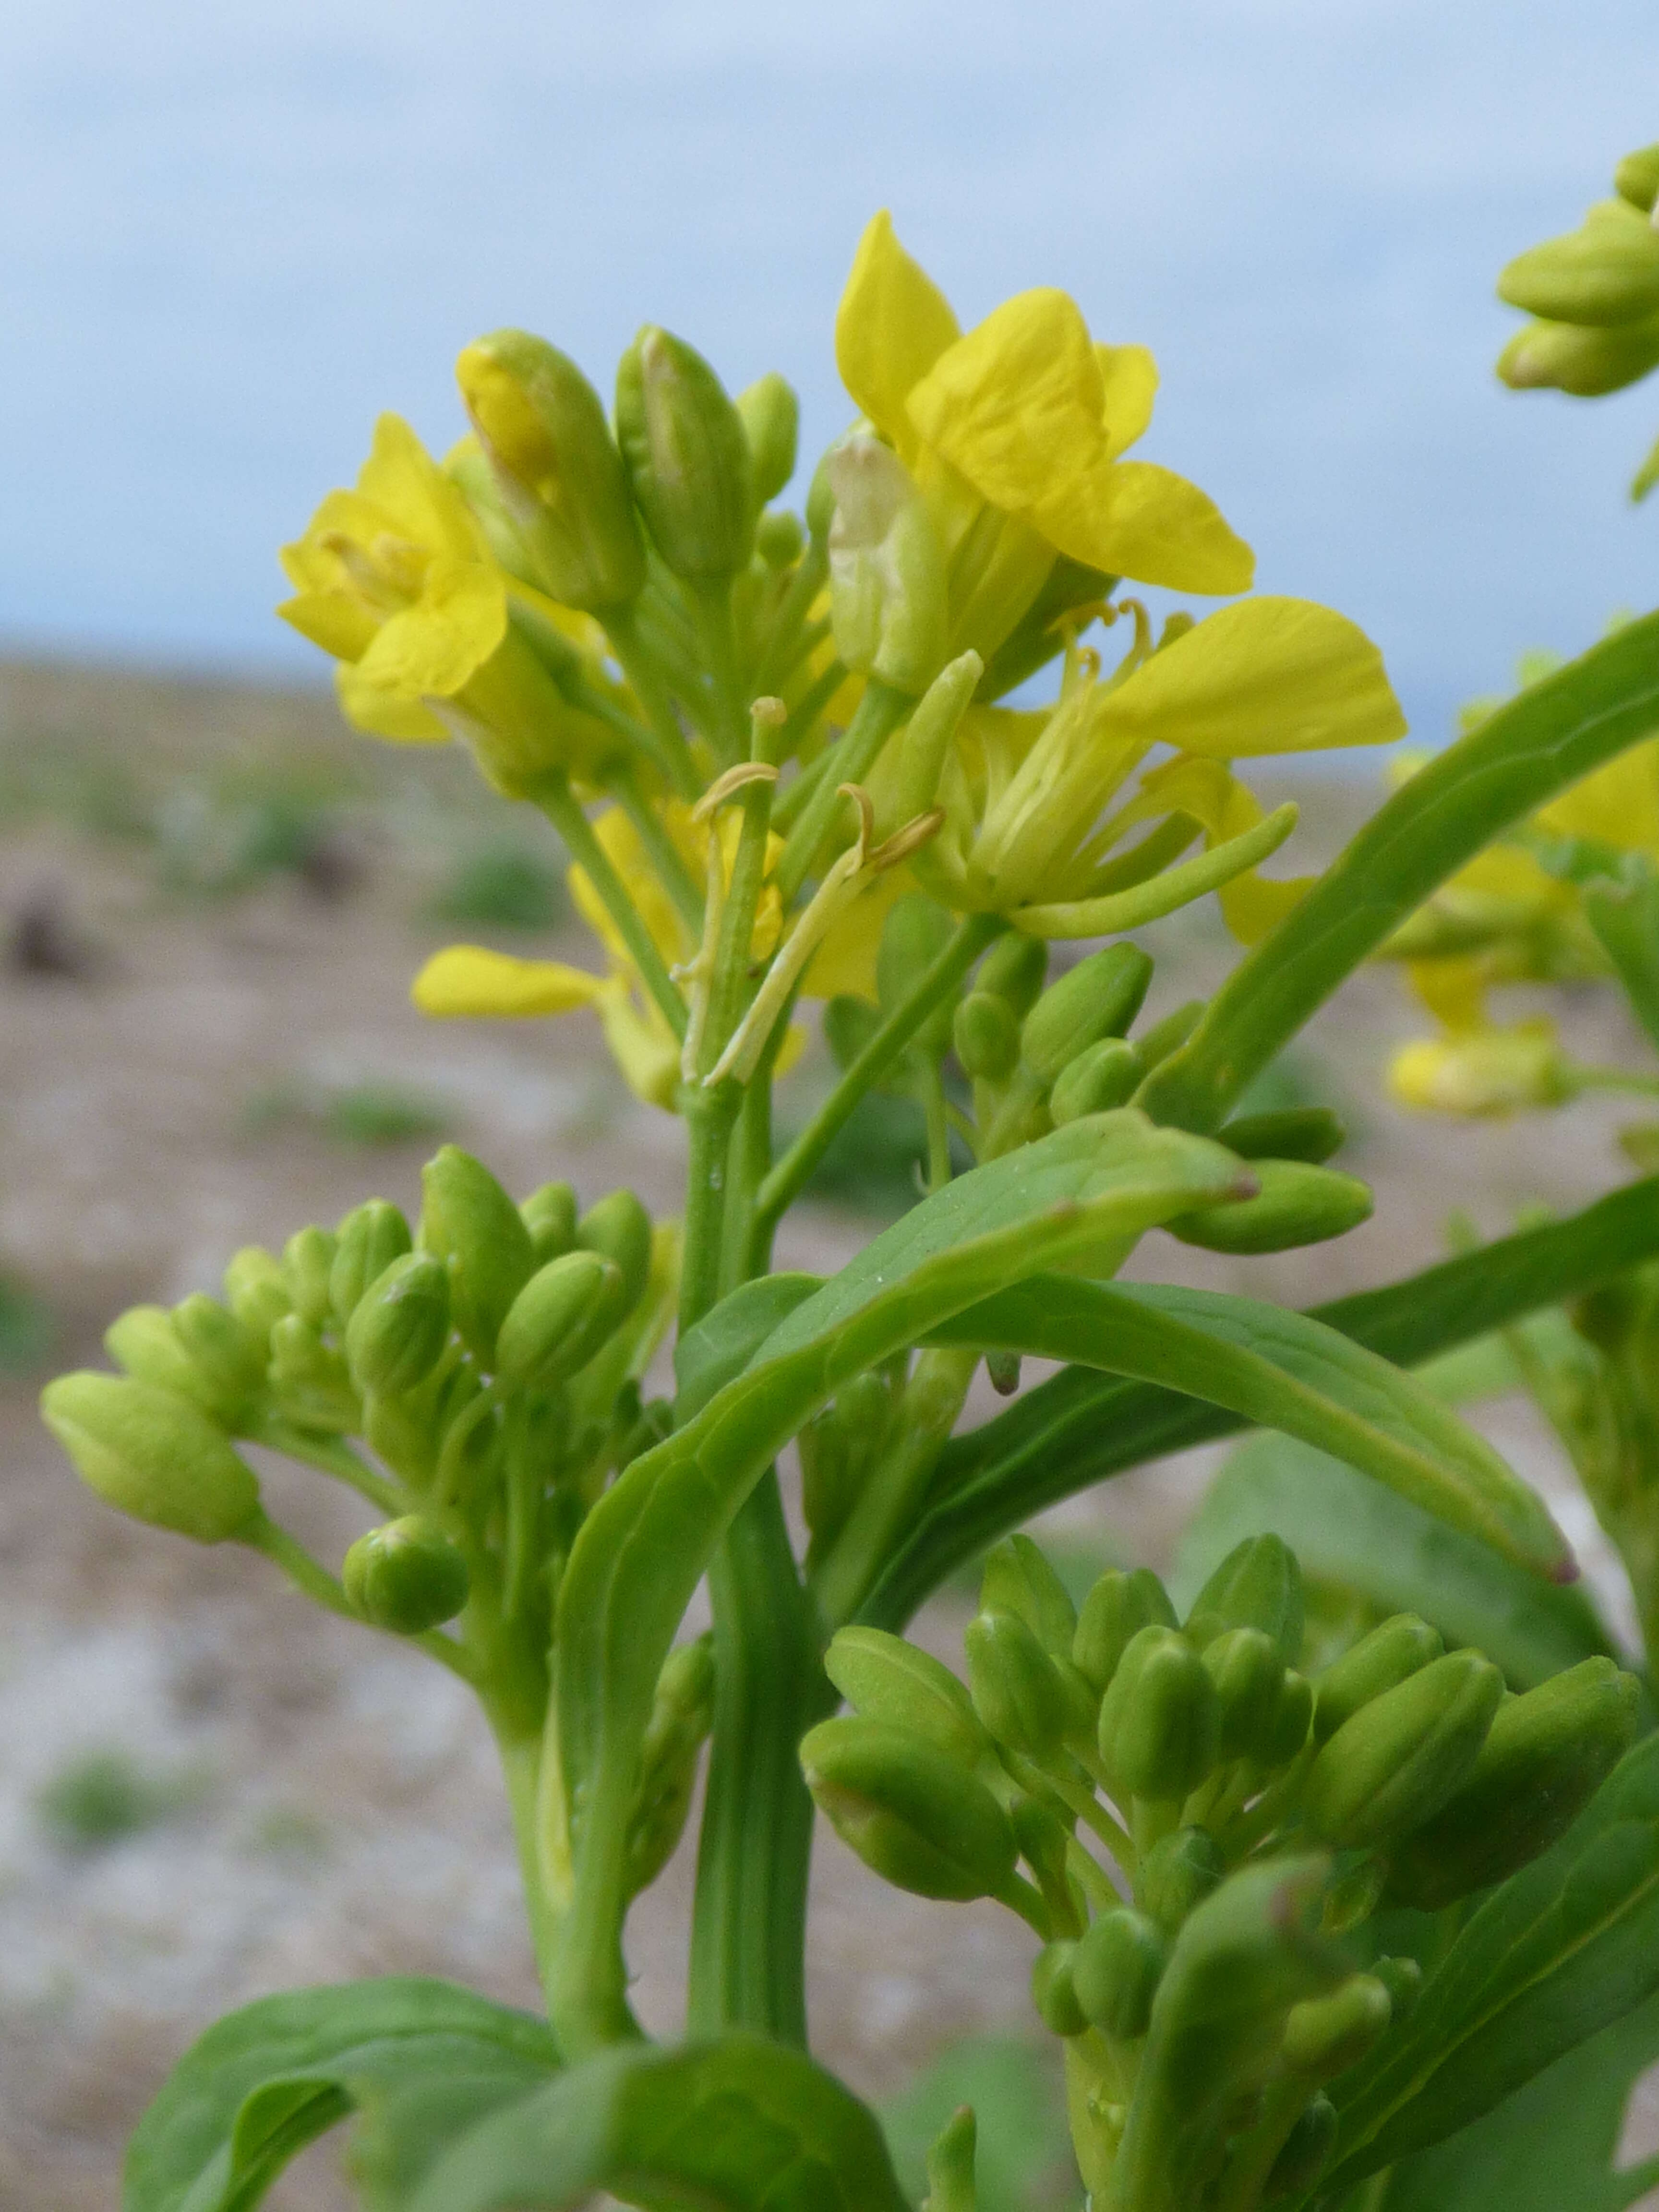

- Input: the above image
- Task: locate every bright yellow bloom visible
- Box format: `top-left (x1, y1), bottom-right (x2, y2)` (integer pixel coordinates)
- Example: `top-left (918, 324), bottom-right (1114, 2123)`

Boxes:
top-left (1389, 1020), bottom-right (1571, 1116)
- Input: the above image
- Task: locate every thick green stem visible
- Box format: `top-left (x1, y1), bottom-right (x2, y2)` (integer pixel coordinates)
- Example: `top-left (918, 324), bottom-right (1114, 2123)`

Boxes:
top-left (680, 1087), bottom-right (742, 1331)
top-left (776, 678), bottom-right (912, 901)
top-left (532, 770), bottom-right (688, 1041)
top-left (495, 1728), bottom-right (565, 2020)
top-left (754, 537), bottom-right (828, 698)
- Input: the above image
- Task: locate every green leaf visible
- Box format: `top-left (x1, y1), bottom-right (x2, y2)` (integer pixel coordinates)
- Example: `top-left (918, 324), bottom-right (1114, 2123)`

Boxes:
top-left (673, 1272), bottom-right (823, 1423)
top-left (552, 1110), bottom-right (1245, 2042)
top-left (924, 1278), bottom-right (1570, 1577)
top-left (1137, 611), bottom-right (1659, 1132)
top-left (860, 1177), bottom-right (1659, 1633)
top-left (1169, 1433), bottom-right (1614, 1688)
top-left (1380, 1988), bottom-right (1659, 2212)
top-left (408, 2034), bottom-right (910, 2212)
top-left (1323, 1731), bottom-right (1659, 2192)
top-left (123, 1978), bottom-right (559, 2212)
top-left (881, 2035), bottom-right (1077, 2212)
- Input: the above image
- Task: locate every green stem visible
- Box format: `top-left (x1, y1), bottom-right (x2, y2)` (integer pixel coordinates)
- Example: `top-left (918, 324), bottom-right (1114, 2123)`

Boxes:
top-left (611, 765), bottom-right (703, 929)
top-left (754, 537), bottom-right (828, 698)
top-left (532, 770), bottom-right (688, 1041)
top-left (495, 1727), bottom-right (565, 2017)
top-left (921, 1059), bottom-right (953, 1193)
top-left (598, 601), bottom-right (701, 796)
top-left (680, 1087), bottom-right (743, 1332)
top-left (255, 1421), bottom-right (404, 1516)
top-left (690, 577), bottom-right (749, 765)
top-left (776, 678), bottom-right (912, 901)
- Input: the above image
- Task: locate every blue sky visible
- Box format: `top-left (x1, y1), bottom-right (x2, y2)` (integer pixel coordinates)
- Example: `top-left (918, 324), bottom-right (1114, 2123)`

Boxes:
top-left (1, 0), bottom-right (1656, 746)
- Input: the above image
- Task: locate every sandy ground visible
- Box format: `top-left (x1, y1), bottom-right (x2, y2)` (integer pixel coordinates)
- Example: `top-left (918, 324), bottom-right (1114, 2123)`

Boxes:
top-left (0, 656), bottom-right (1654, 2206)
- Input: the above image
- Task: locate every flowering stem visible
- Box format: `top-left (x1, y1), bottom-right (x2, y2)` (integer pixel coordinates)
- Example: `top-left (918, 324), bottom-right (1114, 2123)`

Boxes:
top-left (532, 770), bottom-right (688, 1041)
top-left (610, 765), bottom-right (704, 930)
top-left (599, 600), bottom-right (703, 797)
top-left (754, 536), bottom-right (828, 698)
top-left (775, 679), bottom-right (912, 901)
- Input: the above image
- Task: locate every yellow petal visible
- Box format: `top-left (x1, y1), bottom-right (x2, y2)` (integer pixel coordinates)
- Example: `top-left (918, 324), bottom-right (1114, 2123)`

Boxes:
top-left (1040, 460), bottom-right (1254, 594)
top-left (836, 213), bottom-right (961, 465)
top-left (412, 945), bottom-right (608, 1018)
top-left (278, 589), bottom-right (380, 665)
top-left (803, 864), bottom-right (915, 1001)
top-left (1108, 756), bottom-right (1312, 945)
top-left (1095, 343), bottom-right (1158, 460)
top-left (1407, 956), bottom-right (1490, 1032)
top-left (595, 992), bottom-right (683, 1111)
top-left (356, 557), bottom-right (508, 701)
top-left (357, 413), bottom-right (487, 566)
top-left (1096, 596), bottom-right (1404, 758)
top-left (335, 662), bottom-right (450, 743)
top-left (1539, 735), bottom-right (1659, 852)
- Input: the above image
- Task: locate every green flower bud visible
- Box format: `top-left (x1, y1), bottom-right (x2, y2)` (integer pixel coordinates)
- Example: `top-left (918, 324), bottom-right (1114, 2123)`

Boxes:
top-left (1202, 1627), bottom-right (1288, 1764)
top-left (1138, 1824), bottom-right (1225, 1935)
top-left (884, 650), bottom-right (983, 829)
top-left (824, 1626), bottom-right (989, 1768)
top-left (953, 991), bottom-right (1020, 1081)
top-left (615, 325), bottom-right (753, 581)
top-left (1312, 1614), bottom-right (1443, 1744)
top-left (268, 1314), bottom-right (359, 1432)
top-left (519, 1180), bottom-right (578, 1265)
top-left (755, 509), bottom-right (804, 568)
top-left (1267, 1671), bottom-right (1314, 1766)
top-left (1214, 1106), bottom-right (1345, 1166)
top-left (106, 1305), bottom-right (217, 1410)
top-left (1320, 1856), bottom-right (1385, 1936)
top-left (42, 1371), bottom-right (260, 1542)
top-left (1370, 1954), bottom-right (1423, 2023)
top-left (493, 1250), bottom-right (620, 1391)
top-left (1169, 1158), bottom-right (1373, 1255)
top-left (1616, 143), bottom-right (1659, 215)
top-left (283, 1226), bottom-right (337, 1329)
top-left (222, 1246), bottom-right (293, 1341)
top-left (344, 1254), bottom-right (452, 1398)
top-left (1304, 1649), bottom-right (1503, 1850)
top-left (735, 373), bottom-right (799, 508)
top-left (329, 1201), bottom-right (413, 1328)
top-left (627, 1635), bottom-right (716, 1896)
top-left (1020, 944), bottom-right (1154, 1087)
top-left (1385, 1656), bottom-right (1640, 1910)
top-left (420, 1146), bottom-right (535, 1364)
top-left (1072, 1906), bottom-right (1166, 2038)
top-left (1498, 199), bottom-right (1659, 327)
top-left (457, 330), bottom-right (645, 611)
top-left (1049, 1038), bottom-right (1143, 1124)
top-left (799, 1716), bottom-right (1018, 1901)
top-left (1282, 1972), bottom-right (1393, 2079)
top-left (170, 1295), bottom-right (266, 1425)
top-left (966, 1608), bottom-right (1070, 1761)
top-left (1184, 1535), bottom-right (1304, 1663)
top-left (980, 1534), bottom-right (1077, 1659)
top-left (1497, 314), bottom-right (1659, 397)
top-left (576, 1189), bottom-right (652, 1319)
top-left (878, 894), bottom-right (957, 1057)
top-left (1132, 997), bottom-right (1204, 1070)
top-left (1074, 1567), bottom-right (1178, 1695)
top-left (1032, 1940), bottom-right (1089, 2036)
top-left (923, 2107), bottom-right (977, 2212)
top-left (826, 434), bottom-right (950, 693)
top-left (342, 1514), bottom-right (469, 1634)
top-left (976, 932), bottom-right (1047, 1018)
top-left (1265, 2093), bottom-right (1337, 2202)
top-left (804, 445), bottom-right (837, 543)
top-left (1098, 1627), bottom-right (1221, 1803)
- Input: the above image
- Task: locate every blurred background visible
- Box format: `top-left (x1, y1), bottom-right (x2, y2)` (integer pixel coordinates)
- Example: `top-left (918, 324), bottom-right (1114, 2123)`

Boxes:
top-left (1, 3), bottom-right (1657, 2205)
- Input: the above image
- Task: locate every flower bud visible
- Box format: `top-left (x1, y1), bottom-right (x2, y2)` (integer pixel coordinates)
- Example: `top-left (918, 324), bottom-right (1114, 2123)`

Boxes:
top-left (886, 651), bottom-right (983, 826)
top-left (1098, 1627), bottom-right (1221, 1803)
top-left (966, 1608), bottom-right (1070, 1761)
top-left (615, 326), bottom-right (753, 581)
top-left (976, 933), bottom-right (1047, 1018)
top-left (1498, 199), bottom-right (1659, 327)
top-left (1304, 1649), bottom-right (1503, 1850)
top-left (342, 1514), bottom-right (469, 1634)
top-left (1214, 1106), bottom-right (1344, 1166)
top-left (1184, 1536), bottom-right (1304, 1664)
top-left (979, 1534), bottom-right (1077, 1659)
top-left (1012, 1794), bottom-right (1079, 1928)
top-left (627, 1635), bottom-right (716, 1896)
top-left (953, 992), bottom-right (1020, 1081)
top-left (520, 1181), bottom-right (578, 1268)
top-left (1496, 316), bottom-right (1659, 399)
top-left (576, 1189), bottom-right (653, 1320)
top-left (1073, 1567), bottom-right (1178, 1695)
top-left (826, 435), bottom-right (950, 693)
top-left (493, 1250), bottom-right (620, 1391)
top-left (170, 1295), bottom-right (266, 1426)
top-left (1202, 1628), bottom-right (1289, 1764)
top-left (106, 1305), bottom-right (218, 1412)
top-left (456, 330), bottom-right (644, 610)
top-left (1138, 1824), bottom-right (1225, 1935)
top-left (1169, 1158), bottom-right (1373, 1255)
top-left (344, 1254), bottom-right (452, 1397)
top-left (1049, 1038), bottom-right (1142, 1124)
top-left (1385, 1656), bottom-right (1640, 1910)
top-left (1616, 143), bottom-right (1659, 215)
top-left (420, 1146), bottom-right (535, 1364)
top-left (1267, 1671), bottom-right (1314, 1766)
top-left (283, 1226), bottom-right (337, 1330)
top-left (1020, 944), bottom-right (1154, 1087)
top-left (223, 1246), bottom-right (293, 1341)
top-left (329, 1201), bottom-right (413, 1328)
top-left (1320, 1855), bottom-right (1385, 1936)
top-left (42, 1371), bottom-right (260, 1542)
top-left (1282, 1973), bottom-right (1393, 2079)
top-left (799, 1716), bottom-right (1018, 1901)
top-left (1032, 1940), bottom-right (1089, 2036)
top-left (1312, 1614), bottom-right (1443, 1745)
top-left (735, 373), bottom-right (799, 508)
top-left (755, 510), bottom-right (804, 568)
top-left (1265, 2094), bottom-right (1337, 2201)
top-left (268, 1314), bottom-right (359, 1432)
top-left (1072, 1906), bottom-right (1167, 2038)
top-left (824, 1626), bottom-right (989, 1768)
top-left (1370, 1954), bottom-right (1423, 2023)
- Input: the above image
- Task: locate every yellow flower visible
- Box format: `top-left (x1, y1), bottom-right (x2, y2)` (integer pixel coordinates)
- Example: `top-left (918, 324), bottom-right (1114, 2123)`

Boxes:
top-left (279, 415), bottom-right (621, 794)
top-left (831, 213), bottom-right (1255, 674)
top-left (1388, 1020), bottom-right (1571, 1117)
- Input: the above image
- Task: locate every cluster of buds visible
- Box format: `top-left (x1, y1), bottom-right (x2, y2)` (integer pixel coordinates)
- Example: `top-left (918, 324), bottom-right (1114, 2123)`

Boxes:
top-left (801, 1535), bottom-right (1638, 2208)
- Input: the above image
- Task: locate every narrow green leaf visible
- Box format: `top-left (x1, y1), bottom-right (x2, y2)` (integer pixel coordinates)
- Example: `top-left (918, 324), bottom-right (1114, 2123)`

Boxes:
top-left (409, 2035), bottom-right (910, 2212)
top-left (1137, 612), bottom-right (1659, 1132)
top-left (673, 1271), bottom-right (823, 1423)
top-left (123, 1979), bottom-right (559, 2212)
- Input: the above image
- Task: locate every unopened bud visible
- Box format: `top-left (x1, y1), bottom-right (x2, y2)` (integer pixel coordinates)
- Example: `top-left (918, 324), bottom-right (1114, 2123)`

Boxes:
top-left (799, 1716), bottom-right (1018, 1901)
top-left (1012, 1795), bottom-right (1078, 1929)
top-left (420, 1146), bottom-right (535, 1364)
top-left (1385, 1656), bottom-right (1640, 1909)
top-left (457, 330), bottom-right (644, 610)
top-left (1282, 1973), bottom-right (1393, 2079)
top-left (980, 1534), bottom-right (1077, 1659)
top-left (1267, 1671), bottom-right (1313, 1766)
top-left (1498, 199), bottom-right (1659, 327)
top-left (1202, 1628), bottom-right (1289, 1764)
top-left (1074, 1567), bottom-right (1178, 1695)
top-left (223, 1246), bottom-right (293, 1341)
top-left (1184, 1535), bottom-right (1304, 1664)
top-left (1214, 1106), bottom-right (1345, 1166)
top-left (342, 1514), bottom-right (469, 1634)
top-left (627, 1635), bottom-right (716, 1895)
top-left (1497, 316), bottom-right (1659, 398)
top-left (976, 933), bottom-right (1047, 1018)
top-left (954, 992), bottom-right (1020, 1081)
top-left (755, 510), bottom-right (804, 567)
top-left (42, 1371), bottom-right (260, 1542)
top-left (1616, 143), bottom-right (1659, 215)
top-left (329, 1201), bottom-right (413, 1328)
top-left (1098, 1627), bottom-right (1221, 1803)
top-left (1050, 1038), bottom-right (1142, 1124)
top-left (824, 1626), bottom-right (988, 1768)
top-left (1032, 1940), bottom-right (1089, 2036)
top-left (493, 1250), bottom-right (620, 1391)
top-left (283, 1226), bottom-right (337, 1329)
top-left (887, 651), bottom-right (983, 825)
top-left (268, 1314), bottom-right (359, 1432)
top-left (106, 1305), bottom-right (219, 1414)
top-left (1170, 1158), bottom-right (1373, 1255)
top-left (1370, 1955), bottom-right (1422, 2023)
top-left (520, 1180), bottom-right (578, 1265)
top-left (615, 325), bottom-right (753, 581)
top-left (1305, 1649), bottom-right (1503, 1850)
top-left (1265, 2094), bottom-right (1337, 2201)
top-left (576, 1189), bottom-right (652, 1319)
top-left (1072, 1906), bottom-right (1167, 2038)
top-left (171, 1295), bottom-right (265, 1425)
top-left (966, 1608), bottom-right (1070, 1761)
top-left (1020, 944), bottom-right (1154, 1087)
top-left (735, 373), bottom-right (799, 508)
top-left (1312, 1614), bottom-right (1443, 1744)
top-left (1138, 1824), bottom-right (1225, 1935)
top-left (344, 1254), bottom-right (451, 1397)
top-left (826, 435), bottom-right (950, 693)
